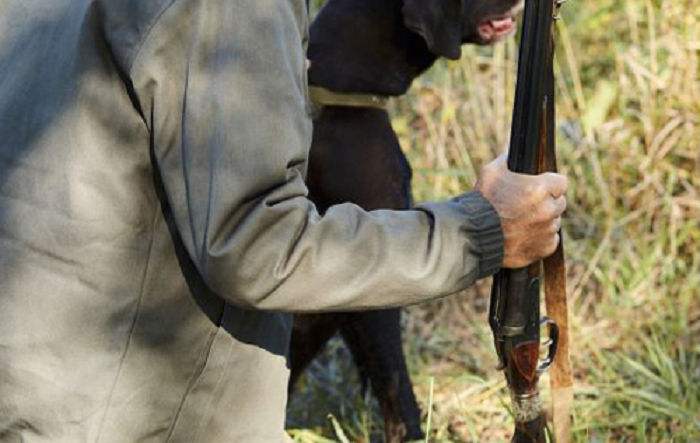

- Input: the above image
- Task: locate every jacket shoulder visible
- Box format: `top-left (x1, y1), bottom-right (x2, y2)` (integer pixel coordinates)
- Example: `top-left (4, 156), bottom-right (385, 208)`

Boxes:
top-left (98, 0), bottom-right (177, 72)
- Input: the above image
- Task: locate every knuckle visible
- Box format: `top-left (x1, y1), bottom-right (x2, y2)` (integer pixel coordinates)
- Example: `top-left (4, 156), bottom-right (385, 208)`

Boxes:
top-left (533, 183), bottom-right (548, 200)
top-left (560, 174), bottom-right (569, 191)
top-left (545, 172), bottom-right (568, 197)
top-left (525, 183), bottom-right (547, 203)
top-left (560, 196), bottom-right (568, 213)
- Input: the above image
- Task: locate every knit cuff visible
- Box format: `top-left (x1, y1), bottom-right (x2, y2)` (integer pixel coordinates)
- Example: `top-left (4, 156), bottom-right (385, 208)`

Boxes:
top-left (452, 191), bottom-right (504, 279)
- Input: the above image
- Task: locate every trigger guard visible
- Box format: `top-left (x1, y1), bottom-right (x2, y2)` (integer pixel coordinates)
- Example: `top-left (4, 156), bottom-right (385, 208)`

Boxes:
top-left (537, 317), bottom-right (559, 374)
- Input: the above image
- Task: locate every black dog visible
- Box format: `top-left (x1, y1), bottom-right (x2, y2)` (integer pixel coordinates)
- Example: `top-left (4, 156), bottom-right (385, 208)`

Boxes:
top-left (290, 0), bottom-right (522, 441)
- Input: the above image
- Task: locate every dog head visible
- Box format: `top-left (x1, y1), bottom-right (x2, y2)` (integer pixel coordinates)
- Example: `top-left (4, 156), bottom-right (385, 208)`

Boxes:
top-left (403, 0), bottom-right (524, 60)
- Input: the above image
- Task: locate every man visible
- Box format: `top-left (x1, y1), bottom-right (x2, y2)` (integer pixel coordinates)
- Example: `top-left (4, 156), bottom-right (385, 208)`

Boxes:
top-left (0, 0), bottom-right (567, 441)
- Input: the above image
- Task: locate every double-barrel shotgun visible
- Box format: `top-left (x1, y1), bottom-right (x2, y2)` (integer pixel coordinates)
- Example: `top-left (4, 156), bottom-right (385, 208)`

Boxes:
top-left (488, 0), bottom-right (573, 442)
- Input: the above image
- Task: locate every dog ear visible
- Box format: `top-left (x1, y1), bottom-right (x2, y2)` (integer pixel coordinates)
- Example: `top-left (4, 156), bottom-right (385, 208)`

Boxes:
top-left (402, 0), bottom-right (463, 60)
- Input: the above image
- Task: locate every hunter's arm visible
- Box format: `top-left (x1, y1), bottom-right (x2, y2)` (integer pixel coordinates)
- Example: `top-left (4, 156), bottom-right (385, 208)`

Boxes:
top-left (121, 0), bottom-right (504, 312)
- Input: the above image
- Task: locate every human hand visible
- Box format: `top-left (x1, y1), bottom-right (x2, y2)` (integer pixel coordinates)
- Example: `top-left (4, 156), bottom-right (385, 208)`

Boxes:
top-left (475, 154), bottom-right (568, 269)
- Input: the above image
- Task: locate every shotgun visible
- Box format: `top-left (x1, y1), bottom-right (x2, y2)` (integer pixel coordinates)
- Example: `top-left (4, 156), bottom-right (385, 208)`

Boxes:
top-left (488, 0), bottom-right (569, 441)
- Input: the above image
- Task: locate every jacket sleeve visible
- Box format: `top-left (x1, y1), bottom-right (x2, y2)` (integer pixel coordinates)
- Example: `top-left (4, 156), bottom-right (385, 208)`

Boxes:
top-left (126, 0), bottom-right (503, 312)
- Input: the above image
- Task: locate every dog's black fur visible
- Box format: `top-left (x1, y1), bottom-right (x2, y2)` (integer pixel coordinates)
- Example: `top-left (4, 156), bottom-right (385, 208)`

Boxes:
top-left (290, 0), bottom-right (522, 441)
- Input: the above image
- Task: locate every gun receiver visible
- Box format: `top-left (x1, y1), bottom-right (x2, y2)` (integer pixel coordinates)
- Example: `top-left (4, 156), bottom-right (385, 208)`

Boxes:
top-left (489, 0), bottom-right (567, 441)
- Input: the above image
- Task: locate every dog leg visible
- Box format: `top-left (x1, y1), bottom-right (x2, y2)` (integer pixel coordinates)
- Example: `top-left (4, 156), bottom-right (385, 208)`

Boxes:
top-left (289, 313), bottom-right (342, 392)
top-left (340, 309), bottom-right (423, 442)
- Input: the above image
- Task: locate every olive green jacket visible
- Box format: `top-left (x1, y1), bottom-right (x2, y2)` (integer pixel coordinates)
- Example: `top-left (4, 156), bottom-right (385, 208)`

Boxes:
top-left (0, 0), bottom-right (503, 441)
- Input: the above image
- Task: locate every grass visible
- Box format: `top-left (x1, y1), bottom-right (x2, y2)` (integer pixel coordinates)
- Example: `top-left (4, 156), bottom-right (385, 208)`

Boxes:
top-left (288, 0), bottom-right (700, 441)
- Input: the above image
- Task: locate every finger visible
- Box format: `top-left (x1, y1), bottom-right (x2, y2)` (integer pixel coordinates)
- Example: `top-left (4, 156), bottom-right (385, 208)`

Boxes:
top-left (544, 233), bottom-right (560, 257)
top-left (552, 195), bottom-right (567, 217)
top-left (550, 216), bottom-right (562, 233)
top-left (541, 172), bottom-right (568, 198)
top-left (520, 172), bottom-right (567, 197)
top-left (537, 196), bottom-right (566, 223)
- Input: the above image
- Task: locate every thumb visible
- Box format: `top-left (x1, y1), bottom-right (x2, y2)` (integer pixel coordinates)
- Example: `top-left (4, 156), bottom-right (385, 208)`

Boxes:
top-left (490, 153), bottom-right (508, 170)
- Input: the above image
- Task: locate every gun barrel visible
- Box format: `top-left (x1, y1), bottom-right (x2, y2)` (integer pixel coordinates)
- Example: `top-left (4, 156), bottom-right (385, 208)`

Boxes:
top-left (508, 0), bottom-right (556, 175)
top-left (489, 0), bottom-right (560, 441)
